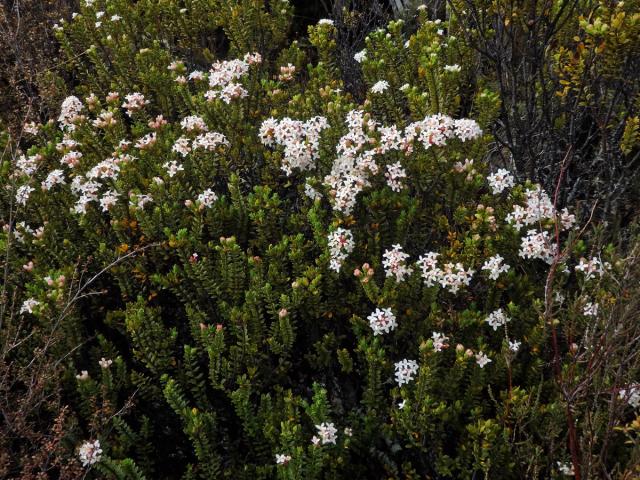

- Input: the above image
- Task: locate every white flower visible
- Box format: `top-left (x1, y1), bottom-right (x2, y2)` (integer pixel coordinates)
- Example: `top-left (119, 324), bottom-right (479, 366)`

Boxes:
top-left (485, 308), bottom-right (510, 331)
top-left (583, 301), bottom-right (599, 317)
top-left (382, 244), bottom-right (412, 282)
top-left (619, 384), bottom-right (640, 408)
top-left (394, 359), bottom-right (419, 386)
top-left (78, 439), bottom-right (102, 467)
top-left (431, 332), bottom-right (449, 352)
top-left (575, 257), bottom-right (604, 281)
top-left (557, 461), bottom-right (575, 476)
top-left (20, 298), bottom-right (40, 314)
top-left (508, 340), bottom-right (521, 352)
top-left (58, 96), bottom-right (84, 130)
top-left (197, 189), bottom-right (218, 208)
top-left (275, 453), bottom-right (291, 465)
top-left (343, 427), bottom-right (353, 436)
top-left (180, 115), bottom-right (208, 133)
top-left (76, 370), bottom-right (89, 381)
top-left (16, 185), bottom-right (34, 206)
top-left (487, 168), bottom-right (515, 194)
top-left (384, 162), bottom-right (407, 192)
top-left (327, 228), bottom-right (354, 272)
top-left (121, 92), bottom-right (148, 116)
top-left (398, 399), bottom-right (407, 409)
top-left (100, 190), bottom-right (119, 212)
top-left (304, 182), bottom-right (323, 201)
top-left (311, 435), bottom-right (320, 445)
top-left (163, 160), bottom-right (184, 178)
top-left (367, 307), bottom-right (398, 335)
top-left (475, 351), bottom-right (492, 368)
top-left (98, 357), bottom-right (113, 369)
top-left (453, 118), bottom-right (482, 141)
top-left (318, 19), bottom-right (334, 26)
top-left (444, 64), bottom-right (461, 72)
top-left (354, 49), bottom-right (367, 63)
top-left (315, 422), bottom-right (338, 445)
top-left (481, 254), bottom-right (510, 280)
top-left (370, 80), bottom-right (389, 94)
top-left (519, 230), bottom-right (556, 264)
top-left (172, 137), bottom-right (192, 157)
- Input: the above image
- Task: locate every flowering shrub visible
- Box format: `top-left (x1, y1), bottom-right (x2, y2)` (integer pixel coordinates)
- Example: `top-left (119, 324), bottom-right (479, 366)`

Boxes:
top-left (2, 1), bottom-right (640, 479)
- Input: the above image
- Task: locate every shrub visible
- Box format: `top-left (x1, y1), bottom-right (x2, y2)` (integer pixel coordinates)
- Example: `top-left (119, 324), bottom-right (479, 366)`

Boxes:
top-left (2, 1), bottom-right (640, 479)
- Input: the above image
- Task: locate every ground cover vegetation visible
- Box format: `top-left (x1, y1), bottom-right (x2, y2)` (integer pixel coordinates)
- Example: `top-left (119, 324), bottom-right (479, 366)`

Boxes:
top-left (1, 0), bottom-right (640, 479)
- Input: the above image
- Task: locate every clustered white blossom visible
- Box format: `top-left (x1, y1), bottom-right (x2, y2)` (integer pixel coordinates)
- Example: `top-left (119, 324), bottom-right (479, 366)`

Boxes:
top-left (367, 307), bottom-right (398, 335)
top-left (259, 116), bottom-right (329, 175)
top-left (275, 453), bottom-right (291, 465)
top-left (203, 54), bottom-right (259, 103)
top-left (394, 359), bottom-right (419, 386)
top-left (481, 254), bottom-right (510, 280)
top-left (197, 189), bottom-right (218, 208)
top-left (431, 332), bottom-right (449, 352)
top-left (15, 185), bottom-right (34, 206)
top-left (180, 115), bottom-right (208, 133)
top-left (619, 384), bottom-right (640, 409)
top-left (58, 96), bottom-right (84, 130)
top-left (304, 182), bottom-right (322, 201)
top-left (322, 111), bottom-right (482, 215)
top-left (354, 49), bottom-right (367, 63)
top-left (519, 230), bottom-right (556, 264)
top-left (385, 162), bottom-right (407, 192)
top-left (485, 308), bottom-right (510, 331)
top-left (327, 228), bottom-right (354, 272)
top-left (557, 462), bottom-right (575, 476)
top-left (506, 186), bottom-right (560, 231)
top-left (575, 257), bottom-right (605, 281)
top-left (20, 298), bottom-right (40, 314)
top-left (163, 160), bottom-right (184, 178)
top-left (121, 92), bottom-right (149, 116)
top-left (314, 422), bottom-right (338, 445)
top-left (475, 351), bottom-right (492, 368)
top-left (16, 153), bottom-right (40, 176)
top-left (382, 244), bottom-right (412, 282)
top-left (487, 168), bottom-right (515, 194)
top-left (41, 170), bottom-right (65, 190)
top-left (582, 301), bottom-right (598, 317)
top-left (370, 80), bottom-right (389, 94)
top-left (98, 357), bottom-right (113, 369)
top-left (417, 252), bottom-right (474, 294)
top-left (78, 439), bottom-right (102, 467)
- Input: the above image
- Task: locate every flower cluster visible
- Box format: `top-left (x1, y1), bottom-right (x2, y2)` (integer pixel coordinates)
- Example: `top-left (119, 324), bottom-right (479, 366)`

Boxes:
top-left (417, 252), bottom-right (474, 294)
top-left (484, 308), bottom-right (510, 331)
top-left (58, 96), bottom-right (84, 130)
top-left (382, 244), bottom-right (412, 282)
top-left (481, 254), bottom-right (510, 280)
top-left (327, 228), bottom-right (354, 272)
top-left (121, 92), bottom-right (149, 116)
top-left (394, 359), bottom-right (419, 386)
top-left (78, 439), bottom-right (102, 467)
top-left (519, 230), bottom-right (557, 263)
top-left (487, 168), bottom-right (515, 194)
top-left (259, 116), bottom-right (329, 175)
top-left (314, 422), bottom-right (338, 445)
top-left (367, 307), bottom-right (398, 335)
top-left (431, 332), bottom-right (449, 352)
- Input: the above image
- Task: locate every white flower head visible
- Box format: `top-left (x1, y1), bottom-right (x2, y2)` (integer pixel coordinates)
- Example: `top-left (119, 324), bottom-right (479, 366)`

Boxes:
top-left (370, 80), bottom-right (389, 94)
top-left (315, 422), bottom-right (338, 444)
top-left (394, 359), bottom-right (419, 386)
top-left (481, 254), bottom-right (510, 280)
top-left (485, 308), bottom-right (510, 331)
top-left (275, 453), bottom-right (291, 465)
top-left (367, 307), bottom-right (398, 335)
top-left (487, 168), bottom-right (515, 194)
top-left (382, 244), bottom-right (412, 282)
top-left (431, 332), bottom-right (449, 352)
top-left (78, 439), bottom-right (102, 467)
top-left (475, 351), bottom-right (492, 368)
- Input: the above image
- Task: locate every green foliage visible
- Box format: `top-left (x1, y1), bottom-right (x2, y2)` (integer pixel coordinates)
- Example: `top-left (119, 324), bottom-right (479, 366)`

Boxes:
top-left (2, 1), bottom-right (640, 479)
